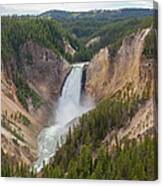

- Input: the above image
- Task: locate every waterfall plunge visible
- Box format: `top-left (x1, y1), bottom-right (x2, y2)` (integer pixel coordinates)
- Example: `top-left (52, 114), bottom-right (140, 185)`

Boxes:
top-left (33, 63), bottom-right (94, 172)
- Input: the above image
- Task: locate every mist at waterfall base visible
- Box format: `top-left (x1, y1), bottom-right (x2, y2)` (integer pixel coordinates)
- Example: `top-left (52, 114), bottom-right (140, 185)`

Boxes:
top-left (33, 63), bottom-right (94, 172)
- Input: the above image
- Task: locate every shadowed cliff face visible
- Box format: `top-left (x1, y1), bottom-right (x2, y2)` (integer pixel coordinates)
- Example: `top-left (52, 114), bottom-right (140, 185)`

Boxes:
top-left (1, 41), bottom-right (70, 165)
top-left (85, 28), bottom-right (153, 102)
top-left (21, 41), bottom-right (70, 104)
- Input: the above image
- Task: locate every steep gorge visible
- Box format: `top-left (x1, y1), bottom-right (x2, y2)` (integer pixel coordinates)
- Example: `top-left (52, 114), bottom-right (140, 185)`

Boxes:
top-left (36, 26), bottom-right (157, 179)
top-left (1, 11), bottom-right (157, 179)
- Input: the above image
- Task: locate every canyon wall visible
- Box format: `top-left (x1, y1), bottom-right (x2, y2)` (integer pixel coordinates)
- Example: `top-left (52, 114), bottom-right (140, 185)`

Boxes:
top-left (85, 27), bottom-right (157, 147)
top-left (85, 28), bottom-right (154, 101)
top-left (1, 41), bottom-right (70, 165)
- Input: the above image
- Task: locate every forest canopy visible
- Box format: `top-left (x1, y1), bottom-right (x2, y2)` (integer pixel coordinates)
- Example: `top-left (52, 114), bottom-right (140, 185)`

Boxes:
top-left (1, 14), bottom-right (154, 63)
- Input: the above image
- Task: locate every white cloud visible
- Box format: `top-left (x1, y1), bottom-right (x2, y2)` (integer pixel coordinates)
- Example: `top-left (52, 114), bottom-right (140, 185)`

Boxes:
top-left (0, 1), bottom-right (153, 16)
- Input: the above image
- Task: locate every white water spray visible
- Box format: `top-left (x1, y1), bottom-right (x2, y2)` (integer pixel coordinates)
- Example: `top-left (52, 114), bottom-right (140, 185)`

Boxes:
top-left (33, 63), bottom-right (94, 172)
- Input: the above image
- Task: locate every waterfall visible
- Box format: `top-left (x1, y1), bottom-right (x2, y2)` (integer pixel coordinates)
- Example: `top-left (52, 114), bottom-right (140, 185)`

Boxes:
top-left (33, 62), bottom-right (93, 172)
top-left (61, 65), bottom-right (82, 105)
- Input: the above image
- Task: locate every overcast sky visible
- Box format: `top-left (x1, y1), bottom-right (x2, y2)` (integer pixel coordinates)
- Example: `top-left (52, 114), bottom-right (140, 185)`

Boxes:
top-left (0, 0), bottom-right (154, 16)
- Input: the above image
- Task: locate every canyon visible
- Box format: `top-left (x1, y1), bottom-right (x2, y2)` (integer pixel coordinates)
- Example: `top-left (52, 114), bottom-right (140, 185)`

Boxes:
top-left (2, 26), bottom-right (157, 167)
top-left (1, 8), bottom-right (157, 179)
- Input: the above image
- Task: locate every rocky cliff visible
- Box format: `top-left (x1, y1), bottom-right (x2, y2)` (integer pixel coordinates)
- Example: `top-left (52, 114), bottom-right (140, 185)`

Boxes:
top-left (1, 41), bottom-right (70, 165)
top-left (85, 28), bottom-right (153, 100)
top-left (85, 27), bottom-right (157, 148)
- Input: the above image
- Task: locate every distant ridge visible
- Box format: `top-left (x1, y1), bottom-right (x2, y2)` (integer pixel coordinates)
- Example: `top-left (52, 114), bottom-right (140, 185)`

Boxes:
top-left (40, 8), bottom-right (153, 21)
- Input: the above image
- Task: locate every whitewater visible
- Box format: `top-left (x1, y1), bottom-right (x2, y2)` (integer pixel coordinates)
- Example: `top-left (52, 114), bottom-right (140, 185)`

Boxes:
top-left (33, 63), bottom-right (94, 172)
